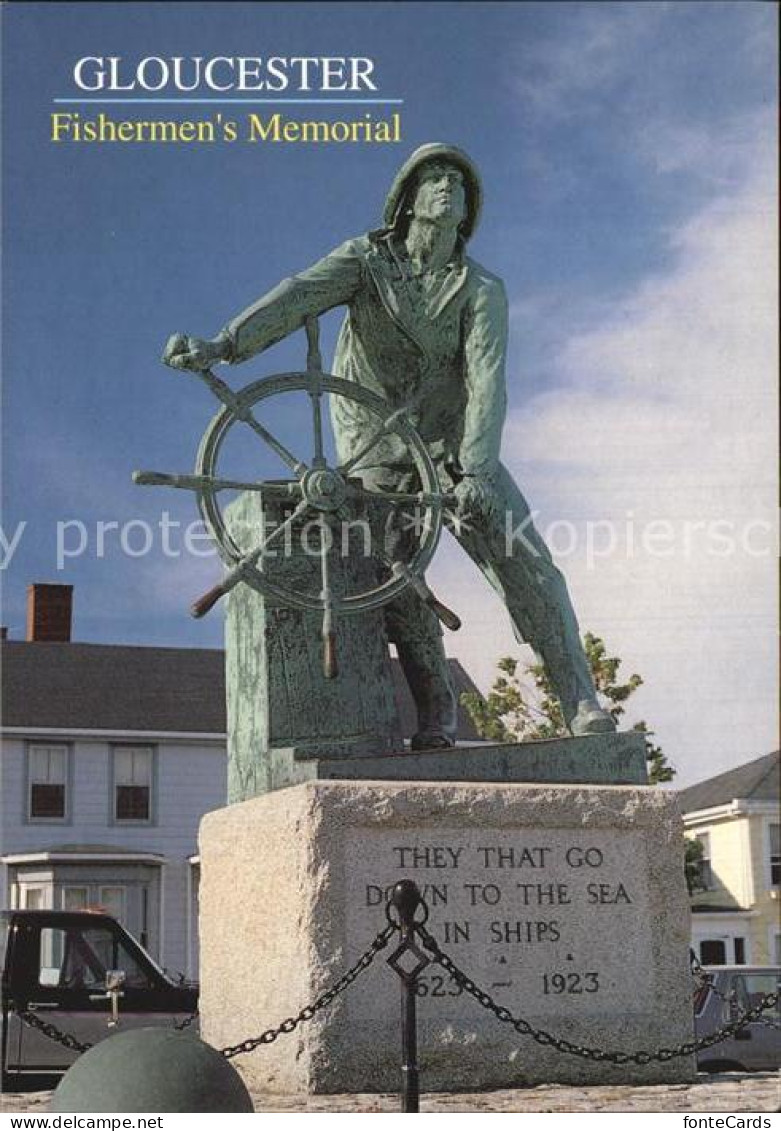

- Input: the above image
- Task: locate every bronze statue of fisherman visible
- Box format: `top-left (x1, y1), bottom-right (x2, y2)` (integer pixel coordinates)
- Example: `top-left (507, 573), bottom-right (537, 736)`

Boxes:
top-left (164, 143), bottom-right (614, 746)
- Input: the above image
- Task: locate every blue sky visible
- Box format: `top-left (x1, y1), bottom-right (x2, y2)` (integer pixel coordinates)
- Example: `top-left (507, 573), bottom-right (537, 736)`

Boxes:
top-left (1, 2), bottom-right (777, 786)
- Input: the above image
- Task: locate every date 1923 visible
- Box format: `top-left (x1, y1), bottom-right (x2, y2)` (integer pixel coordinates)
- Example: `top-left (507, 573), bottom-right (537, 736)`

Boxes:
top-left (542, 971), bottom-right (600, 994)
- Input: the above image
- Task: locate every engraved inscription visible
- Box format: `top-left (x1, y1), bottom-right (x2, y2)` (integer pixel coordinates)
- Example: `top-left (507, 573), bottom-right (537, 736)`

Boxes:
top-left (344, 827), bottom-right (652, 1020)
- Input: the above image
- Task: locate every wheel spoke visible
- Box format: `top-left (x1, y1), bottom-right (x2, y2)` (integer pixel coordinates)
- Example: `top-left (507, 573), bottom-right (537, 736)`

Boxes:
top-left (133, 470), bottom-right (302, 497)
top-left (226, 499), bottom-right (309, 589)
top-left (383, 554), bottom-right (462, 631)
top-left (190, 368), bottom-right (308, 477)
top-left (365, 531), bottom-right (461, 632)
top-left (319, 516), bottom-right (338, 678)
top-left (244, 415), bottom-right (308, 478)
top-left (337, 404), bottom-right (412, 476)
top-left (190, 498), bottom-right (310, 617)
top-left (309, 380), bottom-right (326, 469)
top-left (345, 484), bottom-right (457, 507)
top-left (305, 319), bottom-right (326, 467)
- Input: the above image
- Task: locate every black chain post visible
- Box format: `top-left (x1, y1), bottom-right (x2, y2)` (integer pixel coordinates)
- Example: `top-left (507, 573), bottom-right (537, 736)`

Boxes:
top-left (385, 880), bottom-right (431, 1113)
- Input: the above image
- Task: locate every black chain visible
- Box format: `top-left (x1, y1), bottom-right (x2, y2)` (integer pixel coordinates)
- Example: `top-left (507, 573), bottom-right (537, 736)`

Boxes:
top-left (220, 924), bottom-right (395, 1059)
top-left (14, 917), bottom-right (778, 1071)
top-left (16, 1008), bottom-right (93, 1054)
top-left (689, 950), bottom-right (781, 1029)
top-left (173, 1010), bottom-right (200, 1031)
top-left (12, 927), bottom-right (393, 1063)
top-left (17, 1004), bottom-right (199, 1048)
top-left (418, 925), bottom-right (780, 1066)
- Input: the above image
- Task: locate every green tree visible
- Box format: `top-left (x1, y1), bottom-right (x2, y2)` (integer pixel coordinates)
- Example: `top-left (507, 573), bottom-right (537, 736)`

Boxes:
top-left (461, 632), bottom-right (676, 783)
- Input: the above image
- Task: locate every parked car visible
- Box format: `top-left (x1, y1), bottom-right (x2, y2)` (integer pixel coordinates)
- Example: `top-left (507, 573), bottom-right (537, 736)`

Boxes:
top-left (694, 965), bottom-right (780, 1073)
top-left (2, 909), bottom-right (198, 1086)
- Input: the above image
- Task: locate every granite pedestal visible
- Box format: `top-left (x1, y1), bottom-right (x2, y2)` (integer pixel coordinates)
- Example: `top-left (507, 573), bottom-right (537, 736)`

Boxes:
top-left (198, 766), bottom-right (695, 1092)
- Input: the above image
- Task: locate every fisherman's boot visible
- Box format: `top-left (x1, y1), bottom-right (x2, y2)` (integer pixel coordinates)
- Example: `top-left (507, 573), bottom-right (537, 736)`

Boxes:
top-left (537, 645), bottom-right (616, 738)
top-left (527, 624), bottom-right (616, 738)
top-left (569, 699), bottom-right (616, 736)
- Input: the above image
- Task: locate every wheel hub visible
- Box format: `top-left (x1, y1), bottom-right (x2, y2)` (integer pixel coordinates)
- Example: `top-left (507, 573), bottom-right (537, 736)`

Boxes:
top-left (301, 467), bottom-right (348, 512)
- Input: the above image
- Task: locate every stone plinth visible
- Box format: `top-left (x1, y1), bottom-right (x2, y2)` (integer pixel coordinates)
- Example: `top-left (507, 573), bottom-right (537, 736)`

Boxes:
top-left (199, 779), bottom-right (695, 1092)
top-left (269, 730), bottom-right (647, 791)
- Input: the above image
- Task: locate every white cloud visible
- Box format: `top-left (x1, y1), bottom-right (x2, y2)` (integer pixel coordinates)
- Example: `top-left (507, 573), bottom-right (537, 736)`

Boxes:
top-left (636, 108), bottom-right (773, 189)
top-left (512, 2), bottom-right (672, 119)
top-left (509, 118), bottom-right (777, 491)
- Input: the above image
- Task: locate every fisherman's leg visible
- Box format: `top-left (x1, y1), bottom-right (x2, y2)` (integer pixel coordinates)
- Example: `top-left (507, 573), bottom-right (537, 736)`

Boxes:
top-left (455, 463), bottom-right (613, 735)
top-left (385, 591), bottom-right (458, 748)
top-left (359, 465), bottom-right (457, 748)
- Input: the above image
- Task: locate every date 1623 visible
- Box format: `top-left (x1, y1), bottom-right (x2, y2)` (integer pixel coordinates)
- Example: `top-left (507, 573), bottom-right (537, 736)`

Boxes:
top-left (543, 971), bottom-right (600, 994)
top-left (414, 974), bottom-right (464, 998)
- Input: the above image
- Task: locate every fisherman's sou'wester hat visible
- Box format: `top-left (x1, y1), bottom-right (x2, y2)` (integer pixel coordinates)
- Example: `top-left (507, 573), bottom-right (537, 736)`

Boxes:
top-left (383, 143), bottom-right (482, 240)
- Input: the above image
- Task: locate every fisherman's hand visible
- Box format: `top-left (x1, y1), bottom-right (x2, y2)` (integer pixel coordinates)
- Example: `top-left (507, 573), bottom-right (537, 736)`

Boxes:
top-left (454, 474), bottom-right (498, 521)
top-left (162, 332), bottom-right (233, 371)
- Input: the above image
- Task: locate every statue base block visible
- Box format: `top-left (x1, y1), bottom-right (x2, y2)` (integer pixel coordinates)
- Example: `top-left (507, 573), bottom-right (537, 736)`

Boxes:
top-left (269, 730), bottom-right (648, 790)
top-left (199, 777), bottom-right (695, 1092)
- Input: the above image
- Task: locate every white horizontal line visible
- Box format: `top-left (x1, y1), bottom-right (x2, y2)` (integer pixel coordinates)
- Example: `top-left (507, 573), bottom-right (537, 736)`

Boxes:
top-left (2, 852), bottom-right (167, 865)
top-left (2, 726), bottom-right (226, 743)
top-left (53, 98), bottom-right (404, 105)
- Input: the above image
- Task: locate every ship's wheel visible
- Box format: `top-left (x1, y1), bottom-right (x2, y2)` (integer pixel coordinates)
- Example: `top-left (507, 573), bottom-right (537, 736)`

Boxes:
top-left (134, 318), bottom-right (460, 677)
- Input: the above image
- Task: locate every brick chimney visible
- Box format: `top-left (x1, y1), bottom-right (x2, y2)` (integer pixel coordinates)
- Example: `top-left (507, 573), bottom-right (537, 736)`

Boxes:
top-left (26, 583), bottom-right (73, 642)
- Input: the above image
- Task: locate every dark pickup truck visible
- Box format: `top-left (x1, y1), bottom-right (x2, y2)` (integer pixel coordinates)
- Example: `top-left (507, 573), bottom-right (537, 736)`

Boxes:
top-left (694, 965), bottom-right (781, 1073)
top-left (2, 909), bottom-right (198, 1085)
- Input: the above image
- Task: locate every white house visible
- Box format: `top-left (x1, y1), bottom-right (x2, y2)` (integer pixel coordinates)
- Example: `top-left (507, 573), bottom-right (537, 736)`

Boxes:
top-left (680, 751), bottom-right (780, 966)
top-left (1, 583), bottom-right (480, 979)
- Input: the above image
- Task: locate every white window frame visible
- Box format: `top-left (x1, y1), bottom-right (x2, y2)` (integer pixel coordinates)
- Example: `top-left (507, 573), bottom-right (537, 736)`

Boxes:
top-left (766, 819), bottom-right (780, 889)
top-left (26, 742), bottom-right (71, 824)
top-left (19, 884), bottom-right (51, 910)
top-left (111, 745), bottom-right (155, 825)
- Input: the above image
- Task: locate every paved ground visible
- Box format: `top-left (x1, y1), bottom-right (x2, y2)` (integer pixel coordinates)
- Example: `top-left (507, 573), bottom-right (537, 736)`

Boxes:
top-left (2, 1073), bottom-right (778, 1112)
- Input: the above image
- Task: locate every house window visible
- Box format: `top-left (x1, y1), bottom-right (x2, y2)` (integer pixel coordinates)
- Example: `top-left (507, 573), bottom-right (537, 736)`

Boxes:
top-left (769, 823), bottom-right (780, 887)
top-left (99, 886), bottom-right (126, 924)
top-left (21, 886), bottom-right (47, 910)
top-left (28, 744), bottom-right (68, 820)
top-left (63, 887), bottom-right (89, 912)
top-left (62, 884), bottom-right (125, 922)
top-left (113, 746), bottom-right (153, 822)
top-left (699, 938), bottom-right (726, 964)
top-left (693, 832), bottom-right (713, 889)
